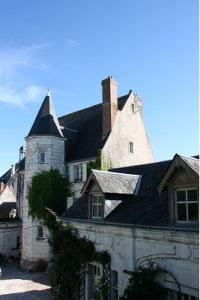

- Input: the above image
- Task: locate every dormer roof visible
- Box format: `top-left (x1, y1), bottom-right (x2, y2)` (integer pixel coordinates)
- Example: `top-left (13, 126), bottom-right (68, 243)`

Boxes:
top-left (27, 92), bottom-right (63, 138)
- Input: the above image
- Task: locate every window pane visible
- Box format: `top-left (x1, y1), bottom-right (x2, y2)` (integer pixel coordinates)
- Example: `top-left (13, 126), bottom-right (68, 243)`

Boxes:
top-left (177, 203), bottom-right (187, 221)
top-left (112, 270), bottom-right (118, 285)
top-left (177, 190), bottom-right (186, 202)
top-left (111, 288), bottom-right (118, 300)
top-left (188, 190), bottom-right (197, 202)
top-left (93, 205), bottom-right (97, 217)
top-left (188, 203), bottom-right (198, 221)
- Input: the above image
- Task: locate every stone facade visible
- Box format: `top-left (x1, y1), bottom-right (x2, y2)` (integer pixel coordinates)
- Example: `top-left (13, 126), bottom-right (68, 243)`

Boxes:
top-left (102, 92), bottom-right (154, 167)
top-left (0, 221), bottom-right (21, 258)
top-left (21, 135), bottom-right (65, 270)
top-left (67, 220), bottom-right (199, 299)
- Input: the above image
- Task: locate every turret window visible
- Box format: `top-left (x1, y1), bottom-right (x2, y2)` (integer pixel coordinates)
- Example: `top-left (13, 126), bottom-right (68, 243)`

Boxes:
top-left (38, 152), bottom-right (46, 164)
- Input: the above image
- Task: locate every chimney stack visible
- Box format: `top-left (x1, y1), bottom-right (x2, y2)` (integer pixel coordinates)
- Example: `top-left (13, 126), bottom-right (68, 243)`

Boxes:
top-left (101, 76), bottom-right (118, 137)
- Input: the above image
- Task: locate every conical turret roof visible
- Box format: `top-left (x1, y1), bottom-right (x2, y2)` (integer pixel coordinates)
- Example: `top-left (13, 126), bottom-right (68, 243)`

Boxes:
top-left (27, 91), bottom-right (63, 138)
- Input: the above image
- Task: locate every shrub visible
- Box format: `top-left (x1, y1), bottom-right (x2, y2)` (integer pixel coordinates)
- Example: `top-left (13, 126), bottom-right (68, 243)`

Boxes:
top-left (33, 259), bottom-right (48, 272)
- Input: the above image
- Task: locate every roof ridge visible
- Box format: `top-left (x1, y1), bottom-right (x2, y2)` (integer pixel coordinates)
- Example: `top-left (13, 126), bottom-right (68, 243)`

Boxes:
top-left (58, 93), bottom-right (130, 120)
top-left (92, 169), bottom-right (140, 177)
top-left (111, 159), bottom-right (171, 170)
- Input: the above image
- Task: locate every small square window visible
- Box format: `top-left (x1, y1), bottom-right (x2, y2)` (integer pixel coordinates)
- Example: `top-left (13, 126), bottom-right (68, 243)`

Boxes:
top-left (38, 152), bottom-right (46, 164)
top-left (176, 188), bottom-right (198, 222)
top-left (129, 142), bottom-right (134, 153)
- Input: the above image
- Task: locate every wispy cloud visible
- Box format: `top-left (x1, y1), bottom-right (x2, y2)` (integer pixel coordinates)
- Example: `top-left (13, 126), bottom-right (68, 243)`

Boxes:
top-left (0, 85), bottom-right (45, 107)
top-left (0, 44), bottom-right (48, 106)
top-left (64, 39), bottom-right (79, 46)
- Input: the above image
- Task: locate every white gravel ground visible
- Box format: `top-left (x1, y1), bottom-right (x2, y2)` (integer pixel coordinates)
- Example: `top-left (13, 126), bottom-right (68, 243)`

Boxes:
top-left (0, 264), bottom-right (52, 300)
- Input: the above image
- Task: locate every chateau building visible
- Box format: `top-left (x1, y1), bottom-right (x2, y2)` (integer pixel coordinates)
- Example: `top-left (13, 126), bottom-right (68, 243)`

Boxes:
top-left (0, 75), bottom-right (198, 300)
top-left (0, 76), bottom-right (154, 269)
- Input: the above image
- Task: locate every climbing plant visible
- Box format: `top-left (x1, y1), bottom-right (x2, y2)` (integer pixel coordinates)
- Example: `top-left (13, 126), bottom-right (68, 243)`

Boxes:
top-left (45, 208), bottom-right (111, 300)
top-left (87, 149), bottom-right (112, 177)
top-left (28, 168), bottom-right (71, 220)
top-left (120, 261), bottom-right (180, 300)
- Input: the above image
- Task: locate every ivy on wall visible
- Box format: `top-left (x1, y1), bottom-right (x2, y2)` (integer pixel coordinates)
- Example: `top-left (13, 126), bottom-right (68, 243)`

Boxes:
top-left (28, 169), bottom-right (111, 300)
top-left (87, 150), bottom-right (112, 177)
top-left (120, 261), bottom-right (180, 300)
top-left (28, 168), bottom-right (71, 220)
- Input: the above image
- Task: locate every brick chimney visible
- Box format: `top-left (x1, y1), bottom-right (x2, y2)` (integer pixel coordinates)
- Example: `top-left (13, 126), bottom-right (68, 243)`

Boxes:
top-left (102, 76), bottom-right (118, 137)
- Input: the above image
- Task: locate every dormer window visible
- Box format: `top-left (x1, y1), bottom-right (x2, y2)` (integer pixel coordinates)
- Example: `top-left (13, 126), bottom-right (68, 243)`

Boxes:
top-left (91, 195), bottom-right (104, 219)
top-left (175, 188), bottom-right (198, 222)
top-left (38, 152), bottom-right (46, 164)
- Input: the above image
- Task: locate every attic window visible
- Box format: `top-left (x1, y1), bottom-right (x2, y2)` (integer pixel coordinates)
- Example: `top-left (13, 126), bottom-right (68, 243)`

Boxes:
top-left (38, 152), bottom-right (46, 164)
top-left (91, 195), bottom-right (104, 219)
top-left (131, 103), bottom-right (135, 112)
top-left (175, 188), bottom-right (198, 222)
top-left (129, 142), bottom-right (134, 153)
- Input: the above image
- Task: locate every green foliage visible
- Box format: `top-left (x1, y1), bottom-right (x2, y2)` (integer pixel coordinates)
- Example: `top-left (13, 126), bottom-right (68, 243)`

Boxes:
top-left (45, 208), bottom-right (111, 300)
top-left (87, 150), bottom-right (112, 177)
top-left (94, 276), bottom-right (109, 300)
top-left (28, 169), bottom-right (71, 220)
top-left (120, 261), bottom-right (179, 300)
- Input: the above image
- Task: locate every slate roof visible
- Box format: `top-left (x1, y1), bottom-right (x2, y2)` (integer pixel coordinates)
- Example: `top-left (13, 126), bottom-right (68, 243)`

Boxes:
top-left (88, 170), bottom-right (140, 195)
top-left (64, 155), bottom-right (199, 228)
top-left (179, 155), bottom-right (199, 175)
top-left (59, 95), bottom-right (130, 162)
top-left (0, 202), bottom-right (16, 219)
top-left (28, 93), bottom-right (63, 138)
top-left (0, 159), bottom-right (25, 185)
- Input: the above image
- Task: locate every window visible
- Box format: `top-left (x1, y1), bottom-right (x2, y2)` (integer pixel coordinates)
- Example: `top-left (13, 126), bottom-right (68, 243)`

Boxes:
top-left (131, 103), bottom-right (135, 112)
top-left (176, 188), bottom-right (198, 222)
top-left (38, 152), bottom-right (46, 164)
top-left (129, 142), bottom-right (134, 153)
top-left (16, 236), bottom-right (20, 249)
top-left (37, 225), bottom-right (44, 239)
top-left (111, 270), bottom-right (118, 300)
top-left (91, 195), bottom-right (104, 219)
top-left (74, 164), bottom-right (83, 182)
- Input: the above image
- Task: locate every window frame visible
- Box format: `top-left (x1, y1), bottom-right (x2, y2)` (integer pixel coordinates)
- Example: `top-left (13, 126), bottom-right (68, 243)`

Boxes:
top-left (111, 270), bottom-right (118, 300)
top-left (38, 151), bottom-right (46, 164)
top-left (36, 225), bottom-right (44, 240)
top-left (91, 195), bottom-right (104, 219)
top-left (175, 188), bottom-right (198, 223)
top-left (129, 141), bottom-right (134, 153)
top-left (73, 164), bottom-right (83, 182)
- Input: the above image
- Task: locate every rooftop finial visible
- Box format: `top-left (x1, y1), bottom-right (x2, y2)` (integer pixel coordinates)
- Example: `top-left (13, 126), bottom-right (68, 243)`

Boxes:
top-left (47, 88), bottom-right (51, 97)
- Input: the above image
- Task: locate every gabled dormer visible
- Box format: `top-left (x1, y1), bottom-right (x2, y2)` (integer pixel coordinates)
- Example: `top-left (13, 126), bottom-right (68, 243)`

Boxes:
top-left (158, 154), bottom-right (199, 224)
top-left (82, 170), bottom-right (141, 220)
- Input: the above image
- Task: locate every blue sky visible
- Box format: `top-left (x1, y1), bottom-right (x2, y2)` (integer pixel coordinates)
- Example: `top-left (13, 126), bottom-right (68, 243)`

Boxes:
top-left (0, 0), bottom-right (198, 175)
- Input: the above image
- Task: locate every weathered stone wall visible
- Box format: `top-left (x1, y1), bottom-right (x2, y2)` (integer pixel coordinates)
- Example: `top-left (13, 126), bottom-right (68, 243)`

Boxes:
top-left (21, 135), bottom-right (65, 270)
top-left (0, 221), bottom-right (21, 258)
top-left (102, 93), bottom-right (154, 168)
top-left (68, 220), bottom-right (199, 298)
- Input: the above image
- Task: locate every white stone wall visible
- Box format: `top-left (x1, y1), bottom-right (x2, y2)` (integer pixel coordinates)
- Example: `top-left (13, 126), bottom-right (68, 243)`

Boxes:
top-left (21, 135), bottom-right (65, 269)
top-left (0, 221), bottom-right (21, 257)
top-left (68, 220), bottom-right (198, 298)
top-left (102, 93), bottom-right (154, 168)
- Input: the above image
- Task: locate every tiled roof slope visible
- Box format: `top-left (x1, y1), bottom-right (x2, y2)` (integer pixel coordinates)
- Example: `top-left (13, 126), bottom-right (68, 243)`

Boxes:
top-left (28, 94), bottom-right (63, 138)
top-left (180, 155), bottom-right (199, 175)
top-left (92, 170), bottom-right (140, 194)
top-left (0, 202), bottom-right (16, 219)
top-left (106, 160), bottom-right (171, 225)
top-left (59, 95), bottom-right (129, 162)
